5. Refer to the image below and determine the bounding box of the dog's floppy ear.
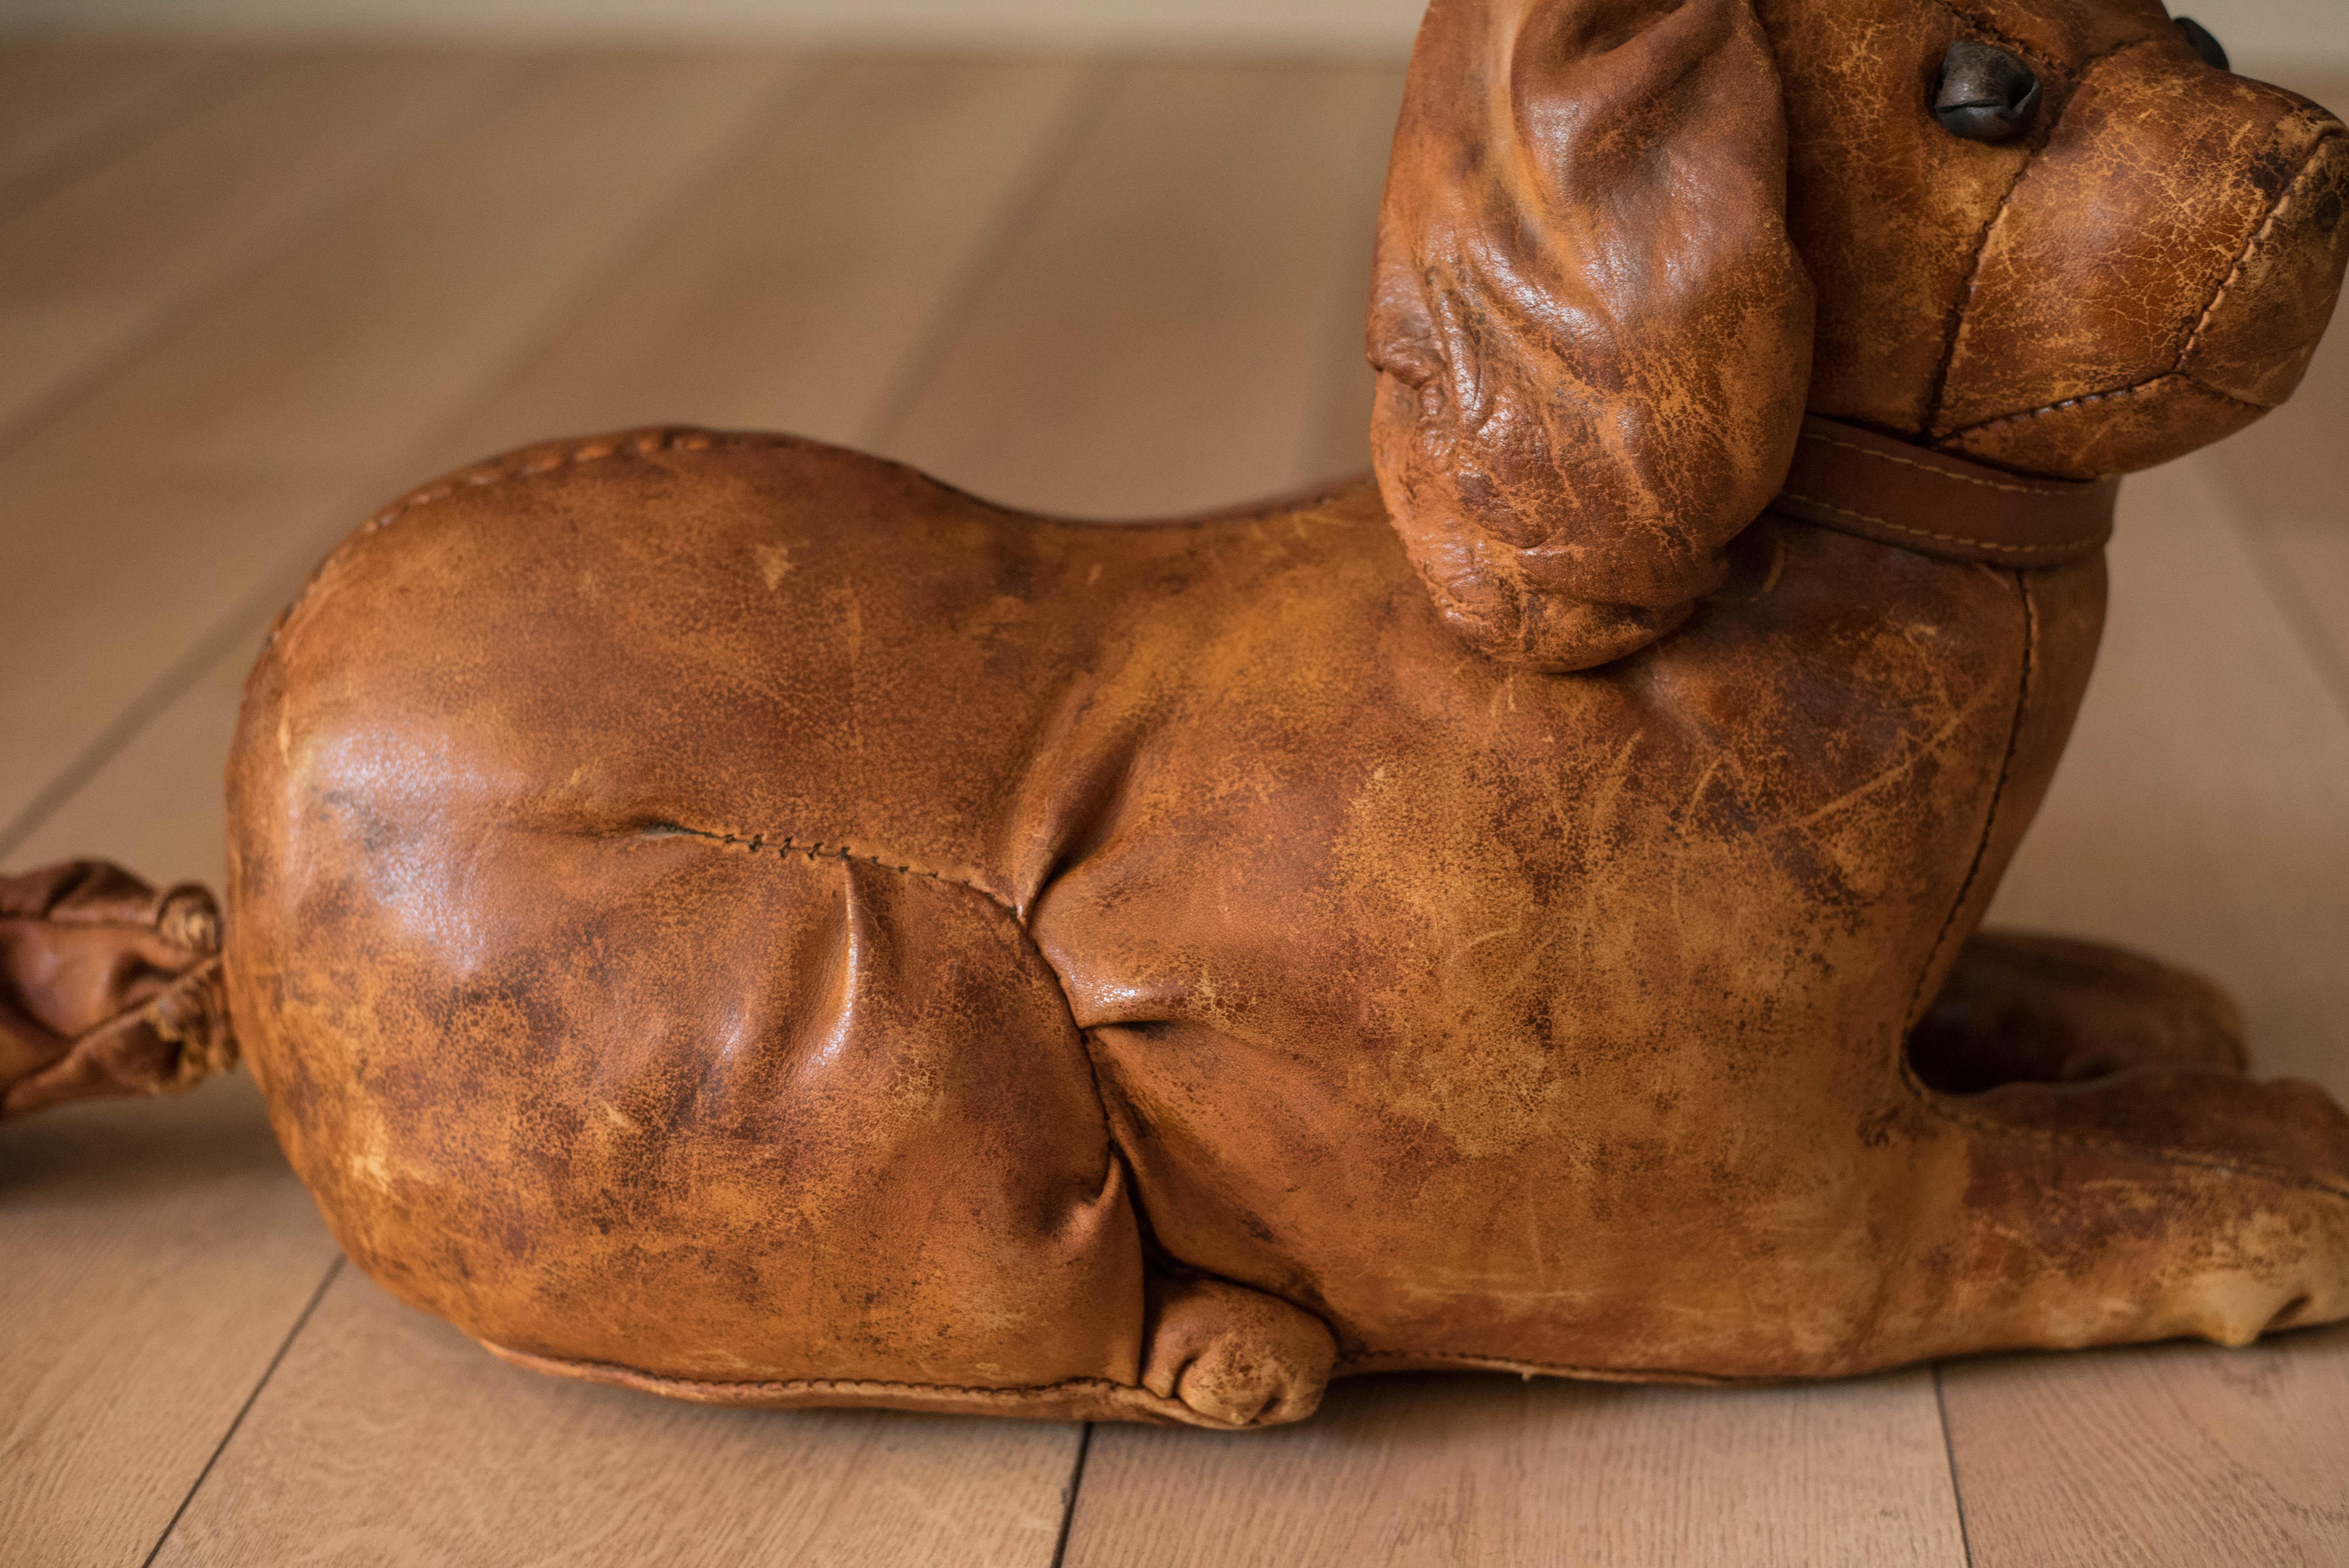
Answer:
[1370,0,1814,671]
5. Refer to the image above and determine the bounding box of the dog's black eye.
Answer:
[2173,16,2230,71]
[1934,41,2042,142]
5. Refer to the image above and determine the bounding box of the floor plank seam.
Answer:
[1050,1421,1096,1568]
[1932,1363,1978,1568]
[137,1253,344,1568]
[0,573,280,863]
[862,61,1125,450]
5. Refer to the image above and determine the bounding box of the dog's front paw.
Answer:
[1140,1272,1336,1427]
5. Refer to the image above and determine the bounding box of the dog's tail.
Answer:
[0,860,235,1120]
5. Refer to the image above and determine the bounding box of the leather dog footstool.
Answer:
[5,0,2345,1430]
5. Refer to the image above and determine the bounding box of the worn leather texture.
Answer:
[1770,415,2117,563]
[16,0,2348,1431]
[1768,0,2349,478]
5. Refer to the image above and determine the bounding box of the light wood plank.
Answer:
[5,623,264,892]
[4,55,1109,1566]
[0,40,242,211]
[7,56,1102,889]
[0,49,519,448]
[884,61,1405,517]
[0,50,807,852]
[1945,454,2349,1565]
[450,54,1109,455]
[150,1268,1082,1567]
[0,1076,337,1568]
[1944,1335,2349,1568]
[1064,1371,1964,1566]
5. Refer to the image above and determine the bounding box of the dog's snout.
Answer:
[2174,17,2230,73]
[1934,42,2042,142]
[2181,128,2349,409]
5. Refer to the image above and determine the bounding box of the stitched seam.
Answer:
[1924,33,2160,433]
[1942,372,2262,438]
[270,429,1372,656]
[365,431,1375,540]
[652,822,1154,1221]
[511,1356,1149,1401]
[364,428,757,533]
[262,430,784,652]
[1775,493,2105,555]
[1927,162,2041,434]
[1801,432,2085,497]
[2179,128,2344,363]
[1337,1346,1745,1383]
[1897,576,2349,1203]
[654,824,1109,1085]
[655,821,1008,911]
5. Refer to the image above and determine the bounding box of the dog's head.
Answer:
[1369,0,2349,669]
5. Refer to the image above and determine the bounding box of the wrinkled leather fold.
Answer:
[0,861,236,1119]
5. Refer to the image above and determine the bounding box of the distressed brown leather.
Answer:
[1367,0,1815,671]
[1768,0,2349,476]
[1771,415,2116,564]
[0,862,233,1119]
[19,0,2349,1431]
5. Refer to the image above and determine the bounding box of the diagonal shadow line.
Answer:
[1933,1363,1980,1568]
[137,1254,344,1568]
[1050,1421,1096,1568]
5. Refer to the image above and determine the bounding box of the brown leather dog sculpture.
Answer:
[5,0,2347,1431]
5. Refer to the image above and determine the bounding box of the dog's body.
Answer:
[9,0,2349,1429]
[216,417,2314,1427]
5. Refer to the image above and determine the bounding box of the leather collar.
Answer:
[1766,415,2117,567]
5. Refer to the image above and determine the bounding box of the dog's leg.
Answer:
[1893,1067,2349,1356]
[1139,1270,1338,1427]
[1909,931,2248,1093]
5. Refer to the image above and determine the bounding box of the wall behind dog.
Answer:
[1,0,2342,71]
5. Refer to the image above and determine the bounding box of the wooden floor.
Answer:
[1,39,2345,1566]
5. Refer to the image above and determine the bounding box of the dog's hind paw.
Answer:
[1140,1272,1337,1428]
